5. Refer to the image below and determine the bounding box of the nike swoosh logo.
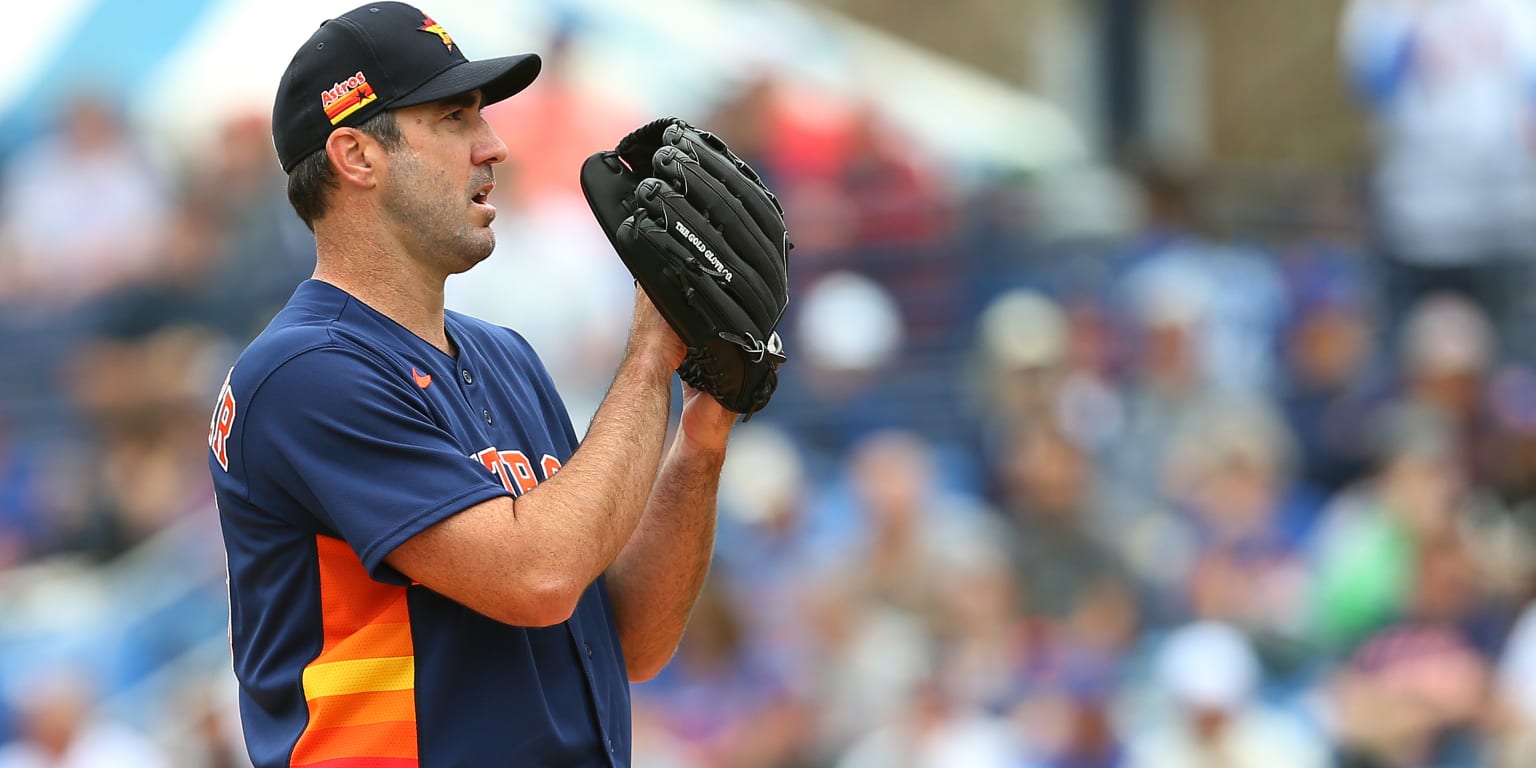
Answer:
[412,367,432,389]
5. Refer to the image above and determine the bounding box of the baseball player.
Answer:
[206,4,751,766]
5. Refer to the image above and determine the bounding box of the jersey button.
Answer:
[461,369,473,384]
[607,738,614,753]
[584,643,593,658]
[482,408,492,425]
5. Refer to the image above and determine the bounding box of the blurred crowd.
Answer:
[5,1,1536,766]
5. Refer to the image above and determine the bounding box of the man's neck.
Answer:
[312,227,455,356]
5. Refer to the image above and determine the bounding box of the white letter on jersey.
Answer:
[209,367,236,471]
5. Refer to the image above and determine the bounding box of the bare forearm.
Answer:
[607,435,726,680]
[510,345,673,592]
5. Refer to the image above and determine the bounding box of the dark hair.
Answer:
[285,110,404,230]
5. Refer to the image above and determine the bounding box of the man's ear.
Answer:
[325,127,380,189]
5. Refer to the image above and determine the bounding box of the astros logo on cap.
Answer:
[320,71,377,125]
[419,16,454,50]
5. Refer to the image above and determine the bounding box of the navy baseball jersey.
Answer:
[208,280,631,767]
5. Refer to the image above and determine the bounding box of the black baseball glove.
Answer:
[580,118,790,417]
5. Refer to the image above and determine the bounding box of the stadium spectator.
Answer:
[0,667,169,768]
[1341,0,1536,362]
[0,92,168,311]
[1123,621,1328,768]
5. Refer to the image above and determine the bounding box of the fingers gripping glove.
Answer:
[580,118,791,417]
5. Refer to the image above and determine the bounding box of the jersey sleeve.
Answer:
[240,345,508,582]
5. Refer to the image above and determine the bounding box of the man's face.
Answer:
[377,90,507,274]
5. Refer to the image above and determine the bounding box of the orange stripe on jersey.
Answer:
[314,540,410,645]
[293,535,418,766]
[291,721,419,765]
[307,689,417,729]
[295,759,418,768]
[321,621,413,660]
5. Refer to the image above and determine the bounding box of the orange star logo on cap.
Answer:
[419,16,454,51]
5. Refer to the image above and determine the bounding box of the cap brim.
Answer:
[393,53,542,110]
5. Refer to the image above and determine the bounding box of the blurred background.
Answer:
[4,0,1536,765]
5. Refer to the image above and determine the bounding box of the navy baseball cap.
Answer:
[272,2,540,172]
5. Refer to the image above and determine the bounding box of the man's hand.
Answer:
[627,288,687,372]
[677,383,736,455]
